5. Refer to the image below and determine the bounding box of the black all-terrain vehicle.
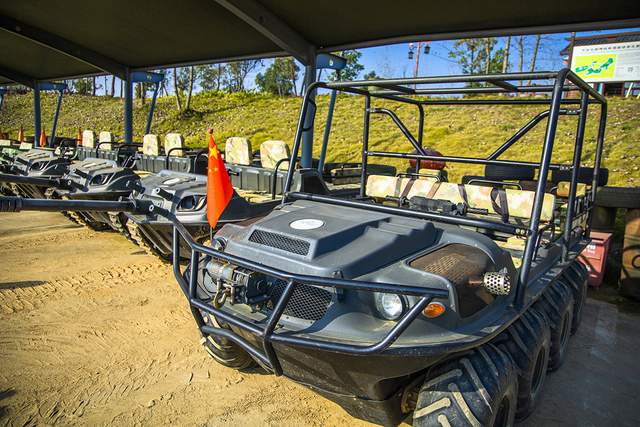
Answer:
[168,70,604,426]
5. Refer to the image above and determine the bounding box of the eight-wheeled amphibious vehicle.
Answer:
[169,70,602,426]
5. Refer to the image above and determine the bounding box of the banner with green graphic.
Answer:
[571,42,640,83]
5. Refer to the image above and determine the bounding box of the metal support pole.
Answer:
[587,103,607,234]
[33,84,41,147]
[562,93,589,261]
[317,89,337,173]
[145,82,160,135]
[516,69,569,306]
[360,96,371,199]
[49,89,63,147]
[301,60,316,168]
[124,70,133,144]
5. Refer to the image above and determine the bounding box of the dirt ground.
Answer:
[1,212,639,426]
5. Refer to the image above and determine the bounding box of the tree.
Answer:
[172,66,197,112]
[363,71,379,80]
[502,36,511,73]
[223,60,261,92]
[328,50,364,81]
[199,64,225,92]
[73,78,98,95]
[448,38,505,86]
[517,36,525,72]
[173,68,182,112]
[255,58,299,96]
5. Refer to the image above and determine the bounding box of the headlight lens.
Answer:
[90,173,112,186]
[178,195,206,211]
[30,161,45,171]
[374,292,405,320]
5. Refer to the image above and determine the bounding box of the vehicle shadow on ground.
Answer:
[0,280,46,290]
[0,389,16,418]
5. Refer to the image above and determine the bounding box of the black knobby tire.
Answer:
[59,195,112,231]
[533,282,574,371]
[413,344,518,427]
[44,188,81,225]
[108,212,137,245]
[200,312,257,370]
[126,220,171,262]
[562,262,588,335]
[493,309,550,420]
[595,186,640,209]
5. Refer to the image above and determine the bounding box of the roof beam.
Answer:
[0,65,35,88]
[0,15,128,80]
[212,0,314,63]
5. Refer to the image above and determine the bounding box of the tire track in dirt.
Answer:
[0,261,164,315]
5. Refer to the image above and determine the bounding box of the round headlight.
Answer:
[178,195,206,211]
[374,293,405,320]
[90,174,111,186]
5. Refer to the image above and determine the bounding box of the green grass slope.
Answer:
[1,91,639,186]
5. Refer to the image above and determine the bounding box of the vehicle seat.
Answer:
[136,134,161,171]
[225,137,252,166]
[98,131,114,151]
[165,133,185,157]
[260,140,290,170]
[366,175,556,223]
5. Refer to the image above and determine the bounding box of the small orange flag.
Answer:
[206,129,233,229]
[17,126,24,143]
[76,128,82,146]
[39,127,47,147]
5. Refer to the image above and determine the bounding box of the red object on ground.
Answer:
[578,231,613,288]
[206,129,233,229]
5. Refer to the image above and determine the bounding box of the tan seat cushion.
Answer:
[225,137,252,166]
[366,175,556,222]
[82,130,96,148]
[0,139,12,147]
[142,134,160,156]
[164,133,185,157]
[19,142,32,150]
[556,181,587,198]
[98,131,114,151]
[260,140,290,170]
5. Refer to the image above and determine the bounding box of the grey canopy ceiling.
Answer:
[1,0,639,86]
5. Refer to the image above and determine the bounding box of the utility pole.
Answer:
[408,41,430,88]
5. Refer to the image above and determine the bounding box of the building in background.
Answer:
[561,31,640,97]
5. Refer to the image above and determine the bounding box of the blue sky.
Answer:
[100,28,638,96]
[276,28,639,90]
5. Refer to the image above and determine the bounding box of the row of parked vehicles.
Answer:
[0,69,606,426]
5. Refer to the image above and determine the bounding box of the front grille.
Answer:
[268,281,332,321]
[249,230,310,256]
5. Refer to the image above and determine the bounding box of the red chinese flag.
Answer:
[206,129,233,229]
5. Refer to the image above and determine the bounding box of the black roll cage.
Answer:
[283,69,607,305]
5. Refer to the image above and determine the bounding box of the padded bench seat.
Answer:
[366,175,556,223]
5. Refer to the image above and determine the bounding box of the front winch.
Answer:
[205,260,271,308]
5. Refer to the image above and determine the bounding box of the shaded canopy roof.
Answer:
[1,0,640,86]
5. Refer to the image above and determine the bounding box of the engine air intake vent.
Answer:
[249,230,310,256]
[268,281,332,321]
